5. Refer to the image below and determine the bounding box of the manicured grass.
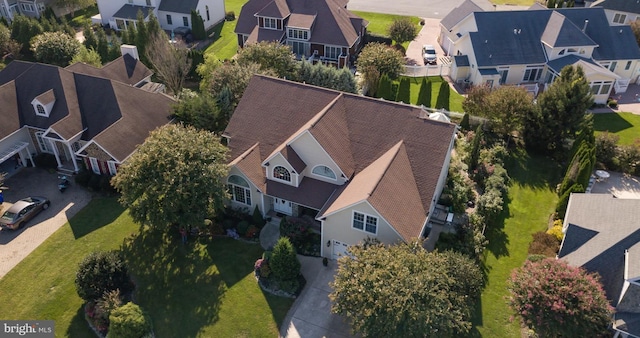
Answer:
[391,76,465,112]
[352,11,422,37]
[204,0,248,61]
[472,149,562,337]
[593,112,640,146]
[0,197,293,337]
[491,0,535,5]
[68,5,99,27]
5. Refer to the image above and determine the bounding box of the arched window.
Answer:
[227,175,251,205]
[312,165,336,179]
[273,166,291,182]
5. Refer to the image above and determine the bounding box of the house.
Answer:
[440,1,640,103]
[96,0,225,32]
[0,45,174,176]
[0,0,87,21]
[558,193,640,338]
[591,0,640,25]
[223,75,457,259]
[234,0,368,67]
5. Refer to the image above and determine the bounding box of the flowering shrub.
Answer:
[508,258,613,337]
[246,225,259,238]
[546,221,564,242]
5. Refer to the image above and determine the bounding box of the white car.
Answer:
[423,45,437,65]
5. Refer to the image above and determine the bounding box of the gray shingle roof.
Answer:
[158,0,199,14]
[594,0,640,15]
[113,4,154,20]
[469,7,640,67]
[559,194,640,306]
[440,0,483,31]
[546,54,599,73]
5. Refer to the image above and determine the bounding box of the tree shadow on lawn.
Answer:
[593,112,634,134]
[483,193,512,260]
[68,198,125,239]
[506,149,563,191]
[261,289,295,329]
[119,228,228,337]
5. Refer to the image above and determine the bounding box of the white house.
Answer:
[96,0,225,32]
[441,1,640,104]
[223,75,457,259]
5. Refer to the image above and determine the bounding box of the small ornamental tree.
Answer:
[388,18,417,47]
[107,303,153,338]
[508,258,613,337]
[356,42,404,80]
[75,251,133,302]
[269,237,300,282]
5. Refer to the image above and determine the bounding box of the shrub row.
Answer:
[596,132,640,176]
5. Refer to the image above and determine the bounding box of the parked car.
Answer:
[0,196,50,230]
[172,27,193,43]
[423,44,437,65]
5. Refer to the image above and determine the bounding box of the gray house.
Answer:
[559,193,640,338]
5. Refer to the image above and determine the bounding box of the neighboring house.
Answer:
[0,45,174,176]
[440,1,640,103]
[223,75,457,259]
[558,193,640,338]
[591,0,640,25]
[234,0,368,67]
[0,0,83,21]
[96,0,224,32]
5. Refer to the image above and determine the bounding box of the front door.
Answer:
[274,198,292,215]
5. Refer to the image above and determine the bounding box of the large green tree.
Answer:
[508,258,613,337]
[356,42,404,80]
[171,92,224,132]
[236,41,298,79]
[30,31,81,66]
[463,85,534,138]
[330,240,483,337]
[388,18,417,47]
[71,46,102,67]
[523,65,593,153]
[112,124,229,230]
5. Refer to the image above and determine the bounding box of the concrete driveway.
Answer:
[280,256,353,338]
[0,167,91,278]
[406,18,445,66]
[347,0,527,19]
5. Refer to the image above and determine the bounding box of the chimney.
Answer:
[120,44,139,60]
[582,20,589,33]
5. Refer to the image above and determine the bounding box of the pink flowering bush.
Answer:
[508,258,613,337]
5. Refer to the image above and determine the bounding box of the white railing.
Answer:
[614,78,630,93]
[518,83,539,97]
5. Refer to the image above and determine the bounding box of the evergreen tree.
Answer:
[547,0,557,8]
[96,28,109,62]
[435,81,450,110]
[396,77,410,103]
[377,74,392,100]
[270,237,300,282]
[417,78,432,107]
[135,10,148,63]
[82,22,97,50]
[460,113,471,131]
[191,10,206,40]
[468,124,483,171]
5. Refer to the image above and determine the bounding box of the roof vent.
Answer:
[582,19,589,33]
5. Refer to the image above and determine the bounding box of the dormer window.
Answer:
[273,166,291,182]
[31,89,55,118]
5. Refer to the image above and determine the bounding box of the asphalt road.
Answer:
[347,0,527,19]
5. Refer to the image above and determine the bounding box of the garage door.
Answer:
[332,240,349,260]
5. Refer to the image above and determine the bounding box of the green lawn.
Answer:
[472,149,562,337]
[352,11,421,40]
[204,0,248,61]
[68,5,99,28]
[391,76,465,112]
[593,112,640,146]
[0,197,292,337]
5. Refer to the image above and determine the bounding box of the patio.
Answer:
[590,171,640,199]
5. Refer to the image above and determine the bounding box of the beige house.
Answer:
[223,75,457,259]
[441,1,640,103]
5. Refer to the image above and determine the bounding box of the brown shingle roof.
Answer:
[0,81,19,138]
[288,13,315,29]
[266,177,337,209]
[35,89,55,105]
[246,26,286,44]
[282,145,306,173]
[231,143,267,192]
[225,75,456,240]
[235,0,366,48]
[66,54,152,86]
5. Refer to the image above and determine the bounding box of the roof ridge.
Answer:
[365,140,404,197]
[230,142,260,165]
